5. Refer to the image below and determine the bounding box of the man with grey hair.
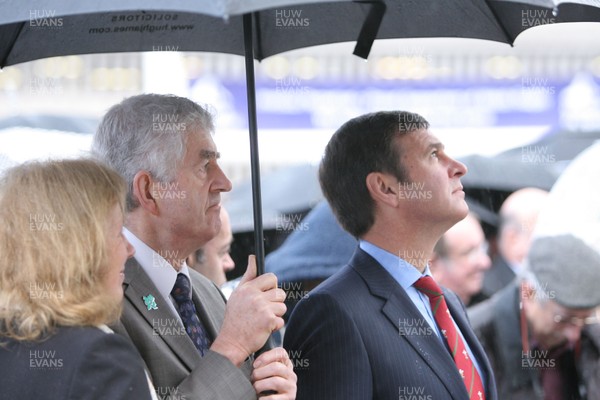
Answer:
[93,94,296,399]
[469,234,600,399]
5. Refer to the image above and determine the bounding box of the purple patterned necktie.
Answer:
[171,273,211,356]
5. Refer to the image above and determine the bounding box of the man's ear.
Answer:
[132,170,159,215]
[365,172,399,208]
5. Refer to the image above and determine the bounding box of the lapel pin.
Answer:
[143,294,158,311]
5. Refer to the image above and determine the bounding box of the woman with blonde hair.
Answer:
[0,158,153,399]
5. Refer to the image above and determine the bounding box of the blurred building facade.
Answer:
[1,25,600,182]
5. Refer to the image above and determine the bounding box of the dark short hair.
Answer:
[319,111,429,237]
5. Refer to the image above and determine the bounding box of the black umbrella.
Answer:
[460,154,558,191]
[497,129,600,164]
[0,0,558,273]
[556,0,600,22]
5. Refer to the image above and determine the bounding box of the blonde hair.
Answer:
[0,158,126,341]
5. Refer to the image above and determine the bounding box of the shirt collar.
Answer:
[123,228,192,300]
[359,239,433,290]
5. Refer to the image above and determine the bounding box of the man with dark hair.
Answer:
[284,111,497,400]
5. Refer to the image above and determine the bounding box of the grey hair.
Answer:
[92,94,214,211]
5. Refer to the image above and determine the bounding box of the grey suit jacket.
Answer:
[284,248,498,400]
[113,258,255,400]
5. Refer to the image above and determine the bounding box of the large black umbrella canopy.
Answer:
[0,0,557,274]
[0,0,556,66]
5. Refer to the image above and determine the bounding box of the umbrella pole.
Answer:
[243,15,277,374]
[243,13,265,276]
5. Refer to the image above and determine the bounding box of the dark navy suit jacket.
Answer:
[284,248,497,400]
[0,326,152,400]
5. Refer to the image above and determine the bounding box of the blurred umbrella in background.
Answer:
[265,201,356,283]
[0,114,97,174]
[556,0,600,22]
[225,164,323,233]
[534,139,600,254]
[0,114,98,133]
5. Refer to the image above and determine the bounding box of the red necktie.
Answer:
[414,276,486,400]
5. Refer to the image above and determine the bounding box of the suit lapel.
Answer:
[350,249,469,400]
[123,258,200,371]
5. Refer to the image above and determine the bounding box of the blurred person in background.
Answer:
[187,207,235,289]
[93,93,295,399]
[476,188,549,303]
[0,159,153,400]
[430,212,492,306]
[469,234,600,400]
[265,201,358,322]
